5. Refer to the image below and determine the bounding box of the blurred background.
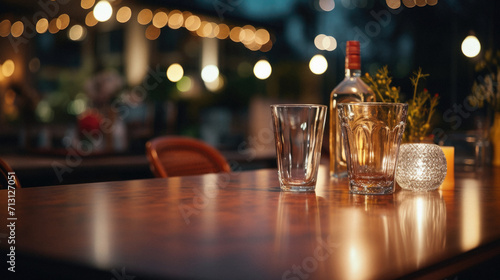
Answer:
[0,0,498,186]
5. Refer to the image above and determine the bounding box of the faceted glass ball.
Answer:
[396,143,447,191]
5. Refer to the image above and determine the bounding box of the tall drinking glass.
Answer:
[271,104,327,191]
[338,102,408,195]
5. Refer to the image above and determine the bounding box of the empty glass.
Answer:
[338,102,408,195]
[271,104,327,191]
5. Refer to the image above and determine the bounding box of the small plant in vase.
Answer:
[363,66,440,143]
[364,67,445,191]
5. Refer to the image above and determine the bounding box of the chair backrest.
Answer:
[0,158,21,189]
[145,136,231,178]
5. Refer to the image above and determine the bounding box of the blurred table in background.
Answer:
[1,151,276,187]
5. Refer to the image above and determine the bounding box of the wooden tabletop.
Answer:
[1,165,500,279]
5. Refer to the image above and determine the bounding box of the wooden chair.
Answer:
[145,136,231,178]
[0,158,21,189]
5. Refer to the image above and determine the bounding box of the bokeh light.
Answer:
[36,18,49,34]
[116,6,132,23]
[11,21,24,37]
[201,65,219,83]
[85,11,98,27]
[0,20,11,37]
[319,0,335,11]
[386,0,401,9]
[168,10,184,29]
[68,25,87,41]
[81,0,95,9]
[185,15,201,31]
[145,25,161,40]
[58,14,70,30]
[462,35,481,58]
[93,1,113,22]
[253,60,272,80]
[152,11,168,28]
[166,63,184,82]
[2,59,15,77]
[138,9,153,25]
[177,76,192,92]
[309,54,328,75]
[48,18,59,34]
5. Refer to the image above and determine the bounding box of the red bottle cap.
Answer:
[345,41,361,70]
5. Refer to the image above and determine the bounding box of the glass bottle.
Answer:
[329,41,375,178]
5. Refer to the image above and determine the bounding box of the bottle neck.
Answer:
[345,68,361,77]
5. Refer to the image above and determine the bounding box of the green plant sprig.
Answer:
[364,66,439,142]
[362,66,400,103]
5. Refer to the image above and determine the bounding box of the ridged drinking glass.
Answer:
[338,102,408,195]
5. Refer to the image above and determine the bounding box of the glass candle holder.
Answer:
[396,143,447,191]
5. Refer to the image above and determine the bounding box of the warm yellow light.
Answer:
[402,0,416,8]
[137,9,153,25]
[185,15,201,31]
[68,25,86,41]
[230,27,242,42]
[85,11,98,27]
[36,18,49,34]
[11,21,24,37]
[196,21,208,37]
[462,35,481,58]
[427,0,438,6]
[201,65,219,83]
[2,60,15,77]
[253,60,272,80]
[319,0,335,11]
[58,14,70,30]
[93,1,113,22]
[152,11,168,28]
[415,0,426,7]
[254,29,270,45]
[0,20,11,37]
[386,0,401,9]
[145,25,161,40]
[48,18,59,34]
[81,0,95,9]
[217,24,230,39]
[116,6,132,23]
[202,22,214,37]
[168,11,183,29]
[245,42,261,51]
[309,54,328,75]
[240,25,255,44]
[166,63,184,82]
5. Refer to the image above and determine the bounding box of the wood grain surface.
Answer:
[1,165,500,279]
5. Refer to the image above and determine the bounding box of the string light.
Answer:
[36,18,49,34]
[93,1,113,22]
[116,6,132,23]
[0,2,274,54]
[137,9,153,25]
[0,20,11,37]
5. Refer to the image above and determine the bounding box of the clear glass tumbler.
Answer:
[271,104,327,191]
[338,102,408,195]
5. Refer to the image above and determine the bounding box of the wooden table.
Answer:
[1,165,500,279]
